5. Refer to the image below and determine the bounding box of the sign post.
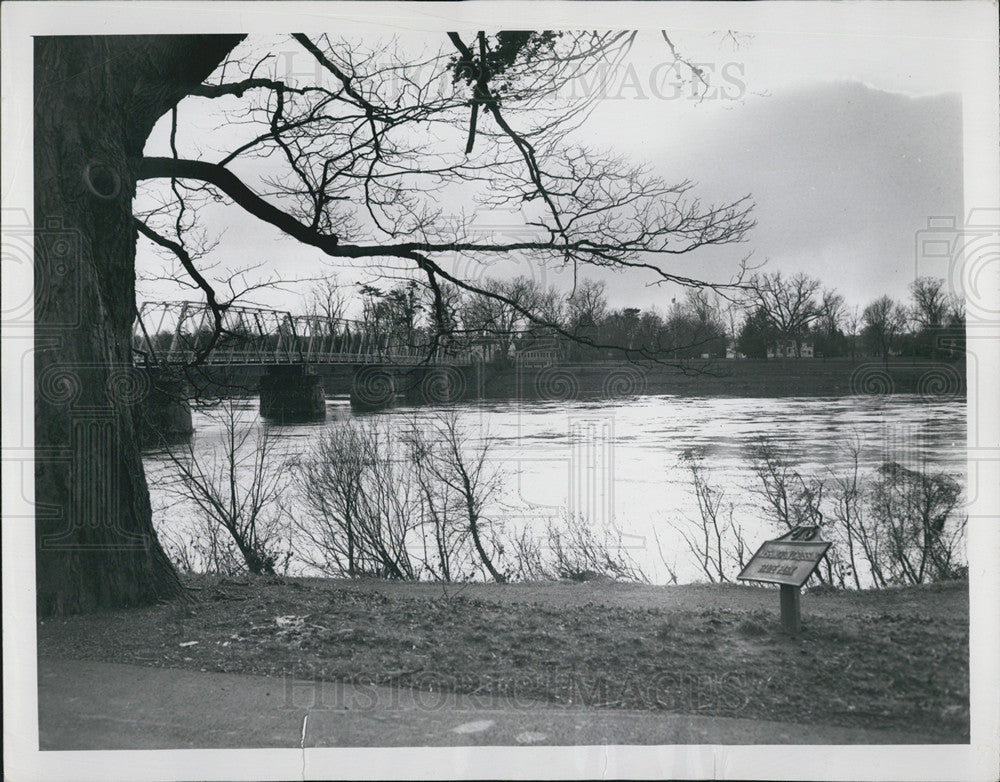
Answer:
[779,584,801,634]
[737,526,830,634]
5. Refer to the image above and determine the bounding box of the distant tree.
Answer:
[566,278,608,360]
[742,272,825,356]
[942,293,966,356]
[668,288,728,357]
[567,279,609,329]
[811,290,847,358]
[359,280,424,350]
[421,279,465,352]
[603,307,644,353]
[844,305,864,361]
[305,276,348,335]
[908,276,951,358]
[737,306,777,359]
[909,277,949,329]
[528,285,569,343]
[461,276,542,360]
[862,295,909,362]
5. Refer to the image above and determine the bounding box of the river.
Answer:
[143,394,967,583]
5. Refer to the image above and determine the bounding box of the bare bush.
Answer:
[405,412,507,583]
[746,438,834,584]
[828,435,868,589]
[295,413,507,582]
[507,514,649,583]
[747,438,826,530]
[740,436,967,589]
[865,462,966,585]
[155,402,291,575]
[157,517,244,576]
[669,448,749,583]
[294,420,420,579]
[668,435,966,590]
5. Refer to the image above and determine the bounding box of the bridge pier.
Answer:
[137,372,193,447]
[260,365,326,422]
[350,366,397,411]
[350,364,479,410]
[402,365,474,405]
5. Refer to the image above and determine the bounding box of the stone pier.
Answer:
[137,372,193,446]
[349,366,397,411]
[401,365,474,405]
[259,365,326,422]
[351,364,478,410]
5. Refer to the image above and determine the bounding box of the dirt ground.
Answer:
[37,576,969,743]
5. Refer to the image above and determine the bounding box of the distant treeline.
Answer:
[301,271,966,363]
[139,273,966,365]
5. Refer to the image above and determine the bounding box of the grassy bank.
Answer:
[37,576,969,742]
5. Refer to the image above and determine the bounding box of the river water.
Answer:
[144,394,966,583]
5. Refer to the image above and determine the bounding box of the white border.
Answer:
[3,3,998,781]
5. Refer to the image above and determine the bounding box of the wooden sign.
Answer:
[737,526,830,588]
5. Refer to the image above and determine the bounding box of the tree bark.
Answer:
[34,35,243,615]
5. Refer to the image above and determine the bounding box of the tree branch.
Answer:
[133,217,226,365]
[138,156,339,250]
[188,78,305,99]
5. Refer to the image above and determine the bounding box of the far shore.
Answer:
[166,356,967,403]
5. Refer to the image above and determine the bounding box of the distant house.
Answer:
[767,339,814,359]
[725,343,745,360]
[516,348,562,366]
[515,339,566,366]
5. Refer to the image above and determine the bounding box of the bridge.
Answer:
[133,300,477,368]
[131,300,499,435]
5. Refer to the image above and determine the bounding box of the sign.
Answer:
[737,526,830,588]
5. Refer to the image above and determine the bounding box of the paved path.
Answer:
[37,657,938,749]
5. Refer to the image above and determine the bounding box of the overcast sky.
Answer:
[135,20,967,318]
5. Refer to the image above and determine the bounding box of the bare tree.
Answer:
[460,276,542,360]
[136,32,754,366]
[908,276,951,358]
[862,295,909,362]
[742,272,825,356]
[305,276,348,330]
[567,278,608,328]
[36,31,755,612]
[844,305,863,361]
[909,277,949,329]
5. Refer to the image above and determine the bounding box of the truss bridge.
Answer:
[133,300,474,368]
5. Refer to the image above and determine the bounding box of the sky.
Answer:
[134,18,968,319]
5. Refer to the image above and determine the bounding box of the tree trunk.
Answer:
[34,35,243,615]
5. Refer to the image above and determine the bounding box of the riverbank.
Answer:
[37,576,969,742]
